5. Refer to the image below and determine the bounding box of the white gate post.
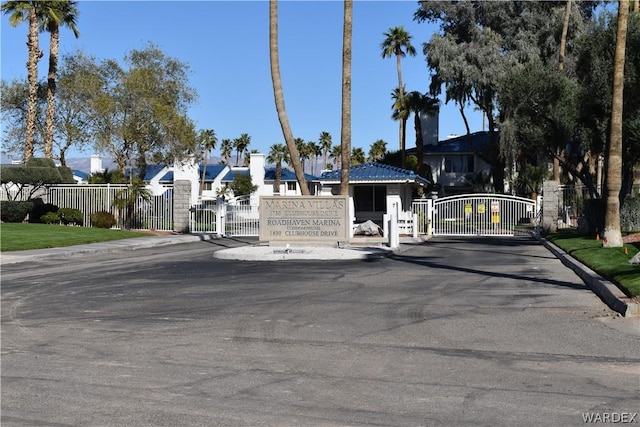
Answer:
[216,200,226,237]
[389,207,399,249]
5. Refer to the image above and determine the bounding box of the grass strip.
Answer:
[0,223,151,252]
[546,230,640,298]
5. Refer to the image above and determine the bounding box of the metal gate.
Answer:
[190,199,259,237]
[431,194,538,236]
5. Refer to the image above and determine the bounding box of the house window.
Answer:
[287,182,296,191]
[354,185,386,212]
[444,155,474,173]
[203,182,213,191]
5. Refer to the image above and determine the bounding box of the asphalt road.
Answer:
[2,236,639,427]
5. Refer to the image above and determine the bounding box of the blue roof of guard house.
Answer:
[319,162,430,185]
[407,131,492,154]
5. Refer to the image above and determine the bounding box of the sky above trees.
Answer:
[1,1,484,160]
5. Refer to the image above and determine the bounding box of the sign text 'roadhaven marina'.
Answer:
[259,196,350,243]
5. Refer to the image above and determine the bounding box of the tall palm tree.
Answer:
[381,26,416,166]
[269,0,309,195]
[219,138,233,165]
[603,0,629,248]
[234,133,250,166]
[406,91,439,177]
[267,143,287,194]
[41,0,79,159]
[319,131,332,170]
[368,139,387,162]
[197,129,217,199]
[2,0,42,163]
[390,85,410,167]
[340,0,353,196]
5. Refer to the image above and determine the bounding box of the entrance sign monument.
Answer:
[259,196,350,244]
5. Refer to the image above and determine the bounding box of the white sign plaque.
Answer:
[259,196,350,242]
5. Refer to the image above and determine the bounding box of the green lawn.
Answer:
[546,230,640,298]
[0,223,151,252]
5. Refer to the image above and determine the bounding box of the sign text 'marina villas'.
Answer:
[259,196,349,242]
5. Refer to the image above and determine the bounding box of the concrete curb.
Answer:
[538,235,639,317]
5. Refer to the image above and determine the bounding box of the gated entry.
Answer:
[189,199,260,237]
[431,194,537,236]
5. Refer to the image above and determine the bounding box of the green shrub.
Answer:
[90,211,116,229]
[0,201,34,222]
[30,200,59,224]
[58,208,84,226]
[621,198,640,232]
[41,212,61,224]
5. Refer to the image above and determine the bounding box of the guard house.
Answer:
[318,162,431,227]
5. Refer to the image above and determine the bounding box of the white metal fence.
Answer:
[189,199,260,237]
[431,193,538,236]
[1,184,174,231]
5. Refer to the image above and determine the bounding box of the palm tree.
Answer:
[381,26,416,166]
[340,0,353,196]
[41,0,79,159]
[351,147,365,165]
[307,140,320,175]
[319,131,332,170]
[406,91,439,177]
[111,177,152,230]
[2,0,42,163]
[267,143,287,194]
[603,0,629,248]
[219,138,233,165]
[197,129,217,199]
[368,139,387,162]
[234,133,250,166]
[390,85,410,167]
[294,137,308,172]
[269,0,309,195]
[330,144,342,170]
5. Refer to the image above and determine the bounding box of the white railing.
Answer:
[189,199,260,237]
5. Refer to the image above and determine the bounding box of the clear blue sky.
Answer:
[1,0,483,161]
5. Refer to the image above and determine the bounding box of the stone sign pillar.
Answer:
[173,180,192,233]
[542,180,559,234]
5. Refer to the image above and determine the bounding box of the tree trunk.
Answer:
[553,0,572,182]
[603,0,628,248]
[45,26,60,159]
[24,5,40,163]
[274,161,281,194]
[340,0,353,196]
[269,0,309,195]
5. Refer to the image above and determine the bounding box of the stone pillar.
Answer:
[542,180,559,234]
[174,180,192,233]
